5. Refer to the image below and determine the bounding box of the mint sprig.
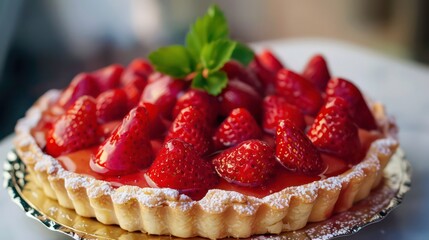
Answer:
[149,46,195,78]
[148,4,254,96]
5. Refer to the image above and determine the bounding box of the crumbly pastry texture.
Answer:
[15,90,398,239]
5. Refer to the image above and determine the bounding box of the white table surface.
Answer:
[1,38,428,240]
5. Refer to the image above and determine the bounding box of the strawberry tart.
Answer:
[14,5,398,239]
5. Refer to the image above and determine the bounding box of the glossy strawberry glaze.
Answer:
[32,106,381,199]
[32,129,380,199]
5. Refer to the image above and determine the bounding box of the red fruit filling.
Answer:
[32,54,383,200]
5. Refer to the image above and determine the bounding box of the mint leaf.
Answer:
[149,45,195,78]
[205,71,228,95]
[201,39,236,71]
[206,5,228,43]
[186,4,228,59]
[191,72,206,89]
[232,42,255,66]
[192,71,228,96]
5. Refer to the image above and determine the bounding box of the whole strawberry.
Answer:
[213,140,275,187]
[302,54,331,91]
[212,108,261,149]
[218,80,262,118]
[122,77,147,110]
[46,96,100,157]
[121,58,153,85]
[91,106,154,175]
[222,60,263,94]
[173,89,219,124]
[308,97,361,163]
[275,120,325,176]
[165,106,211,156]
[140,73,188,119]
[145,139,219,193]
[262,95,306,134]
[92,64,124,92]
[96,88,129,123]
[139,102,167,139]
[57,73,99,109]
[249,49,284,95]
[326,77,377,130]
[275,69,323,116]
[257,49,284,73]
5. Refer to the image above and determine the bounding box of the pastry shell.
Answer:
[14,90,398,239]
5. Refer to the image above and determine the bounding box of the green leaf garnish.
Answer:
[186,5,228,59]
[148,45,195,78]
[232,42,255,66]
[201,39,236,71]
[192,71,228,96]
[149,4,254,95]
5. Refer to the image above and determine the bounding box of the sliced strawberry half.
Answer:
[307,97,361,163]
[96,88,129,123]
[91,106,154,175]
[139,102,166,139]
[140,73,188,119]
[46,96,100,157]
[262,95,306,134]
[213,108,262,149]
[121,58,153,85]
[57,73,99,109]
[165,106,211,156]
[222,60,263,94]
[213,140,275,187]
[173,89,219,124]
[275,69,324,116]
[145,139,219,196]
[326,77,377,130]
[122,77,147,110]
[275,120,326,176]
[249,49,284,95]
[218,80,262,118]
[92,64,124,92]
[258,49,284,73]
[302,54,331,91]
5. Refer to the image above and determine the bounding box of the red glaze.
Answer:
[55,146,351,199]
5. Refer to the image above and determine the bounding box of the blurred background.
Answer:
[0,0,428,139]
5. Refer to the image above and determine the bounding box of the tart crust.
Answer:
[14,90,398,239]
